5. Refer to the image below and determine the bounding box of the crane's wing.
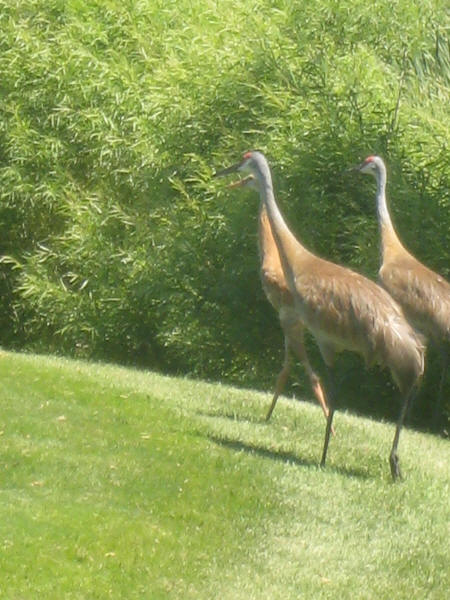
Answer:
[380,257,450,342]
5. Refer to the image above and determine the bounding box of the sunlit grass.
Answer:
[0,350,448,598]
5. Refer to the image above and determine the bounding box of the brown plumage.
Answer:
[215,151,424,480]
[356,155,449,425]
[228,174,330,423]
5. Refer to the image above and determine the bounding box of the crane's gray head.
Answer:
[213,150,268,181]
[355,155,385,177]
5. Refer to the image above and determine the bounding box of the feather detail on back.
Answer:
[380,254,450,344]
[290,255,424,394]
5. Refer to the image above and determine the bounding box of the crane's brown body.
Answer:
[215,151,424,480]
[357,155,449,425]
[380,246,450,345]
[360,156,450,344]
[230,176,329,422]
[276,239,424,396]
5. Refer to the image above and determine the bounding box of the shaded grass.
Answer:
[0,350,448,598]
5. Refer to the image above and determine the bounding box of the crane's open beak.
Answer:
[347,160,368,173]
[227,175,254,189]
[213,160,243,179]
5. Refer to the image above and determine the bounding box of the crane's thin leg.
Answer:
[266,331,333,430]
[287,331,333,432]
[432,346,447,431]
[313,375,334,436]
[310,373,330,421]
[266,337,291,421]
[389,387,417,481]
[320,365,337,467]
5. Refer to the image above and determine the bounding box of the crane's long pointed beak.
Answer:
[347,160,368,173]
[213,161,242,178]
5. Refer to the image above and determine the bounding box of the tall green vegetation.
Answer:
[0,0,449,424]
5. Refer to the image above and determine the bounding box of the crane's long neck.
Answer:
[258,201,286,281]
[255,161,312,285]
[375,164,404,260]
[258,201,274,262]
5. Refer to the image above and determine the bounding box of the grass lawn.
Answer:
[0,350,448,598]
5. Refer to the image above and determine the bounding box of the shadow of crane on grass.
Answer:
[206,434,371,480]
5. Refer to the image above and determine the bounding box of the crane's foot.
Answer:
[389,451,403,481]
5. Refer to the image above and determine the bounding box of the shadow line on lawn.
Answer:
[206,433,372,480]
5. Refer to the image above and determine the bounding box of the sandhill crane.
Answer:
[226,174,330,423]
[355,155,450,427]
[215,151,424,480]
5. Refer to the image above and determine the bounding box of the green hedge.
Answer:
[1,0,448,426]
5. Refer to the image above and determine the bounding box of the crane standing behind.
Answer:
[355,156,450,428]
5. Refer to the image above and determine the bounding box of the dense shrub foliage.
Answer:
[0,0,448,426]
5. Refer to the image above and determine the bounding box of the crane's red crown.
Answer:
[365,155,376,164]
[243,151,253,160]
